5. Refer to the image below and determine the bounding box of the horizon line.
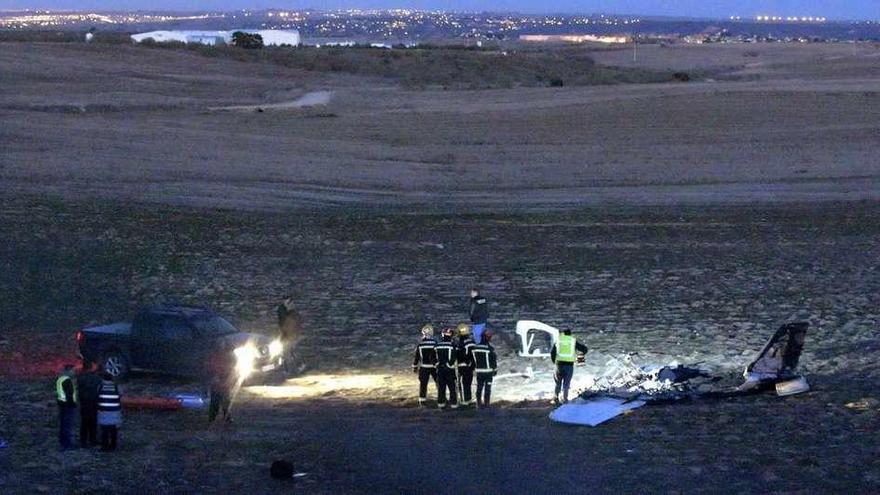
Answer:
[0,8,876,23]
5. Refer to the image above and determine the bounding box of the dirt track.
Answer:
[2,42,880,210]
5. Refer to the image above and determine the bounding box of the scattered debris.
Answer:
[553,323,812,426]
[844,398,880,411]
[550,397,646,426]
[775,376,810,397]
[173,394,207,409]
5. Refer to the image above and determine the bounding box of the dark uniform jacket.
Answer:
[471,343,497,374]
[435,338,457,369]
[77,371,102,414]
[276,305,303,343]
[456,337,475,369]
[413,338,438,369]
[469,296,489,324]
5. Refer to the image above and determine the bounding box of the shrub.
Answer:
[232,31,263,49]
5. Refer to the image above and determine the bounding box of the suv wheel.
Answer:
[102,352,130,380]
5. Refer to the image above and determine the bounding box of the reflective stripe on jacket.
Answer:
[97,380,121,412]
[414,338,437,368]
[56,375,78,404]
[472,343,497,373]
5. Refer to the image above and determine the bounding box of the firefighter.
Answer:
[435,327,459,410]
[472,330,498,408]
[412,324,438,407]
[468,288,489,345]
[551,329,589,404]
[456,323,476,406]
[55,364,78,450]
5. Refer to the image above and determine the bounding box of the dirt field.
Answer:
[2,42,880,211]
[1,41,879,493]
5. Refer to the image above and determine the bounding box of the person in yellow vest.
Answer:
[550,329,588,405]
[56,364,78,450]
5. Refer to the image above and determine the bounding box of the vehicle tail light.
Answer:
[75,330,84,343]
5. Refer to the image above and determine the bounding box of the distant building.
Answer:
[130,29,300,47]
[519,34,630,44]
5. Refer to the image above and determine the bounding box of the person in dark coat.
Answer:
[468,288,489,345]
[76,361,102,447]
[412,324,438,407]
[55,364,78,451]
[472,331,498,408]
[277,297,305,374]
[207,343,236,423]
[277,297,303,344]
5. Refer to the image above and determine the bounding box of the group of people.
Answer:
[55,362,122,452]
[413,288,590,406]
[413,323,498,409]
[411,288,498,409]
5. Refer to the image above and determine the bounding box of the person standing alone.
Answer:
[77,361,101,448]
[277,297,305,375]
[97,371,122,451]
[551,329,589,404]
[468,288,489,345]
[55,364,78,451]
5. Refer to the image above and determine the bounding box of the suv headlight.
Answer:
[234,343,258,379]
[268,339,284,358]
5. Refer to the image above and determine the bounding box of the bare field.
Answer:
[2,41,880,494]
[1,197,879,493]
[2,42,879,210]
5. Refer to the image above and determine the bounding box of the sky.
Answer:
[1,1,878,21]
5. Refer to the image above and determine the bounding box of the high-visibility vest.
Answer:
[56,375,78,404]
[556,335,576,363]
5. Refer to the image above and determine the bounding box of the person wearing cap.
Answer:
[455,323,476,406]
[56,364,78,450]
[412,324,438,407]
[551,329,589,404]
[435,327,459,409]
[472,330,498,408]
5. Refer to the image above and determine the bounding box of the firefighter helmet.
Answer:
[457,323,471,336]
[421,324,434,338]
[441,326,455,337]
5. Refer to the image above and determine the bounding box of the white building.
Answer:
[130,29,300,47]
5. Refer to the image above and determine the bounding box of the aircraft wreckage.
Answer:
[514,321,811,426]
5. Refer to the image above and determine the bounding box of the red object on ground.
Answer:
[121,396,182,411]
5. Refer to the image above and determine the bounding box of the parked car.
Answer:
[76,305,285,381]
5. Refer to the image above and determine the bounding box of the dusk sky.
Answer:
[2,1,879,21]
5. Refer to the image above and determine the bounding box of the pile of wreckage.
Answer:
[515,321,811,426]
